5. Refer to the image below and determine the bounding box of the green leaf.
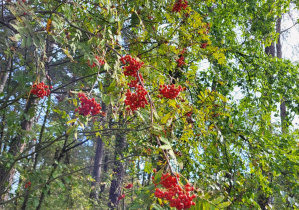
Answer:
[21,37,26,48]
[154,169,163,183]
[129,203,144,209]
[161,112,172,124]
[151,203,164,210]
[160,144,171,150]
[212,195,225,205]
[67,119,77,125]
[107,80,116,93]
[217,201,231,209]
[32,198,39,207]
[33,35,40,47]
[10,34,22,42]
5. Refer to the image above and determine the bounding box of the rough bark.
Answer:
[100,153,109,196]
[90,136,104,200]
[276,18,282,59]
[90,98,108,201]
[276,17,287,132]
[108,113,126,209]
[0,57,12,93]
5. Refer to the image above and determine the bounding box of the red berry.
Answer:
[75,93,104,116]
[120,55,144,77]
[159,84,183,99]
[120,55,149,112]
[153,172,196,209]
[124,183,133,189]
[201,43,208,49]
[118,194,125,200]
[30,82,51,98]
[172,0,188,13]
[87,55,105,68]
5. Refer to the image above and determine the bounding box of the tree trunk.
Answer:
[90,136,104,200]
[108,113,126,209]
[100,153,109,196]
[276,17,287,132]
[0,57,12,93]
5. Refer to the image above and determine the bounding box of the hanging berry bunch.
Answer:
[120,55,148,112]
[118,194,125,200]
[87,55,105,68]
[125,85,148,112]
[172,0,188,13]
[176,48,187,67]
[75,93,104,116]
[152,172,196,210]
[120,55,144,77]
[176,56,186,67]
[24,181,31,189]
[127,74,144,88]
[204,23,210,35]
[159,84,183,99]
[30,82,52,99]
[200,43,208,49]
[124,183,133,189]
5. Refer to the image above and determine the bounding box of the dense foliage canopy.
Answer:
[0,0,299,209]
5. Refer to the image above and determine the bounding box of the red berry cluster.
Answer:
[30,82,53,99]
[120,55,148,112]
[124,183,133,189]
[176,56,186,67]
[200,43,208,49]
[204,23,210,35]
[152,172,196,210]
[87,56,105,68]
[118,194,125,200]
[120,55,144,77]
[24,181,31,189]
[172,0,188,13]
[159,84,183,99]
[75,93,103,116]
[176,48,187,67]
[185,111,192,117]
[128,74,144,88]
[125,85,148,112]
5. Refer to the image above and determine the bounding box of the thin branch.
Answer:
[281,22,298,33]
[52,71,106,92]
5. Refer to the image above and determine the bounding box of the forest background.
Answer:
[0,0,299,209]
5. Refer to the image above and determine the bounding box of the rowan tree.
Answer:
[0,0,298,210]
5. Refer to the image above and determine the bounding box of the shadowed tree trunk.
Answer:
[90,136,104,200]
[276,17,287,132]
[0,57,12,93]
[100,152,109,196]
[108,112,126,209]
